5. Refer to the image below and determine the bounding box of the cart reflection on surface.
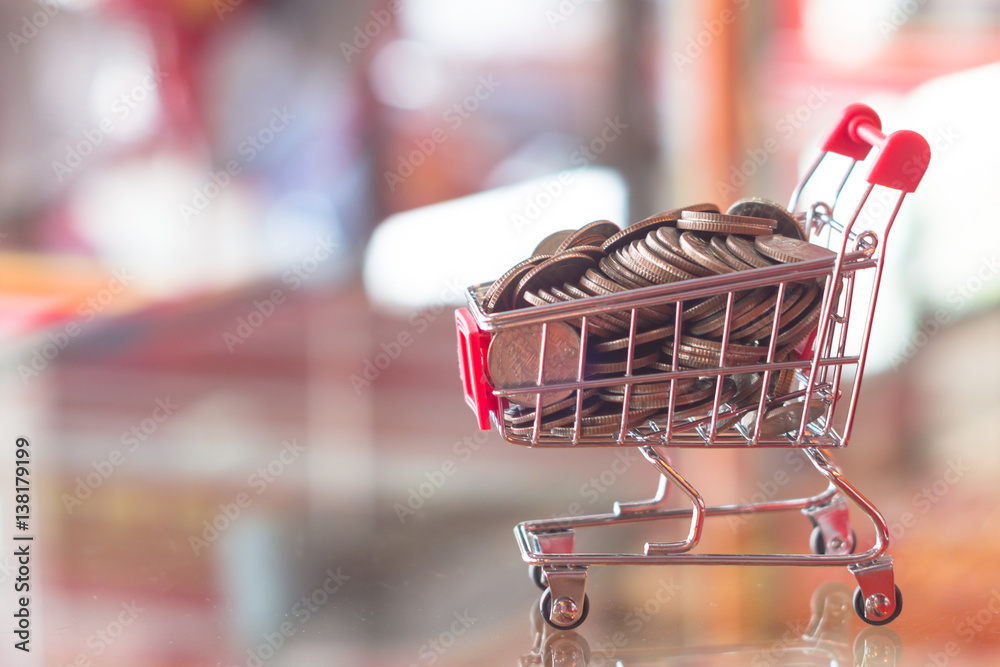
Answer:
[520,582,902,667]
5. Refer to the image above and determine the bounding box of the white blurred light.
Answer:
[363,167,628,312]
[71,153,263,297]
[368,40,443,110]
[402,0,607,60]
[87,28,161,143]
[802,0,896,69]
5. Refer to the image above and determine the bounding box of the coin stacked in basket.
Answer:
[483,199,835,437]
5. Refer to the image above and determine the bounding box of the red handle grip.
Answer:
[456,308,497,431]
[820,103,931,193]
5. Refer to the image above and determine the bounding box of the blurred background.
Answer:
[1,0,999,665]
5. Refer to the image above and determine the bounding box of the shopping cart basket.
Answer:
[455,104,930,629]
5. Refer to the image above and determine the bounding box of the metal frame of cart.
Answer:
[456,103,930,629]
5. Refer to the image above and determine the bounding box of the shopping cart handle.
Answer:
[456,307,498,431]
[821,103,931,193]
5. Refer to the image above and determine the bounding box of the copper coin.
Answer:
[485,254,552,313]
[643,233,711,278]
[486,321,581,408]
[670,293,730,324]
[563,245,606,262]
[730,372,765,404]
[590,324,677,353]
[513,252,598,309]
[679,335,765,359]
[727,198,806,241]
[522,288,598,337]
[579,268,627,296]
[652,227,716,277]
[532,230,575,257]
[600,374,699,396]
[521,290,551,308]
[740,400,825,438]
[600,203,719,255]
[677,219,777,236]
[577,271,664,329]
[679,232,736,275]
[585,343,661,375]
[754,235,836,264]
[506,396,603,434]
[677,211,778,236]
[681,209,776,227]
[686,288,773,337]
[729,283,812,342]
[600,254,653,290]
[637,378,737,412]
[554,220,621,253]
[505,388,600,425]
[709,235,754,271]
[548,284,622,338]
[630,239,697,283]
[725,234,773,269]
[549,405,661,437]
[560,281,630,334]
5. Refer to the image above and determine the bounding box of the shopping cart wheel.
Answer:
[528,565,548,591]
[809,526,857,555]
[853,585,902,626]
[539,587,590,630]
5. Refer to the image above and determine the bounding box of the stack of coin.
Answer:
[483,199,835,438]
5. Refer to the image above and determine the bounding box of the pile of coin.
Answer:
[483,199,835,438]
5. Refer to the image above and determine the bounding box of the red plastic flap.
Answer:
[821,103,882,161]
[455,308,497,431]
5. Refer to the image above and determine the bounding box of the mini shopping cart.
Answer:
[455,104,930,629]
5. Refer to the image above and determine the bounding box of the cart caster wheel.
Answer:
[853,585,902,626]
[540,587,590,630]
[810,526,857,555]
[528,565,548,591]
